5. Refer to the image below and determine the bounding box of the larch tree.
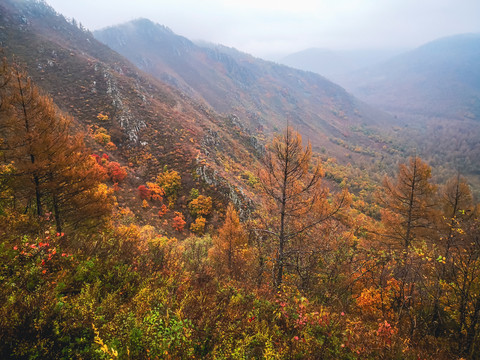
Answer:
[208,203,252,280]
[258,127,349,289]
[436,175,480,351]
[0,61,112,231]
[380,156,437,319]
[441,174,474,257]
[428,175,476,338]
[381,156,437,253]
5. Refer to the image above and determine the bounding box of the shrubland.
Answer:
[1,60,480,360]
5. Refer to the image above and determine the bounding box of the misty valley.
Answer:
[1,0,479,359]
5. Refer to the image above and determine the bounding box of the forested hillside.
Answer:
[338,34,480,186]
[1,1,479,359]
[93,19,480,195]
[93,18,396,164]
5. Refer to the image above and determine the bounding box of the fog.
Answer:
[45,0,480,59]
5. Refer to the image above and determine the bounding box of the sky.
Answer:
[45,0,480,59]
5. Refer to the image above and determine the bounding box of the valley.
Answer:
[0,1,479,359]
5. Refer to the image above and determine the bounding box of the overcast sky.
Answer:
[45,0,480,59]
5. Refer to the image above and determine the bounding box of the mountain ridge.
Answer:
[0,0,268,227]
[279,47,403,82]
[338,33,480,121]
[93,18,395,162]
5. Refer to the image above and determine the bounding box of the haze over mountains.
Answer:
[93,18,480,184]
[275,32,480,187]
[275,33,480,124]
[93,18,392,159]
[278,48,403,83]
[1,0,479,189]
[279,34,480,122]
[339,33,480,121]
[2,2,480,358]
[0,0,403,221]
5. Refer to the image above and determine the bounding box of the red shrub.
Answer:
[172,212,186,232]
[138,185,151,200]
[107,161,127,183]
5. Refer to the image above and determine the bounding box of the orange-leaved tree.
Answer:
[380,156,437,321]
[189,195,212,218]
[381,155,437,253]
[258,127,349,289]
[209,203,252,280]
[434,175,480,351]
[0,60,112,232]
[172,211,186,232]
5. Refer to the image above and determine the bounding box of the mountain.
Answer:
[2,4,480,359]
[331,34,480,186]
[278,48,402,83]
[0,0,268,225]
[0,0,405,226]
[93,19,394,160]
[339,34,480,121]
[3,0,478,192]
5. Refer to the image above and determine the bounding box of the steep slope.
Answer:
[0,0,264,227]
[340,34,480,121]
[93,19,394,160]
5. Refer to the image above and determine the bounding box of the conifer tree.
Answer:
[440,174,474,259]
[209,203,251,280]
[381,156,437,252]
[430,175,475,337]
[381,156,437,318]
[258,127,349,289]
[0,61,111,231]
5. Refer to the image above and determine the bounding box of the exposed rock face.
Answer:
[196,124,258,219]
[201,129,220,156]
[248,135,265,157]
[196,164,253,220]
[102,66,145,142]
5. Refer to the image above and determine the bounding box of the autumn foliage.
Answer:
[190,216,206,234]
[189,195,212,217]
[137,185,151,200]
[106,161,127,183]
[209,203,253,280]
[156,167,181,205]
[1,59,480,359]
[157,204,168,218]
[0,61,112,231]
[171,211,186,232]
[92,154,128,184]
[258,127,350,288]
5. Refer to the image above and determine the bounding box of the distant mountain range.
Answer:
[278,48,403,83]
[0,0,402,220]
[277,34,480,185]
[1,0,479,194]
[296,34,480,122]
[93,19,392,158]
